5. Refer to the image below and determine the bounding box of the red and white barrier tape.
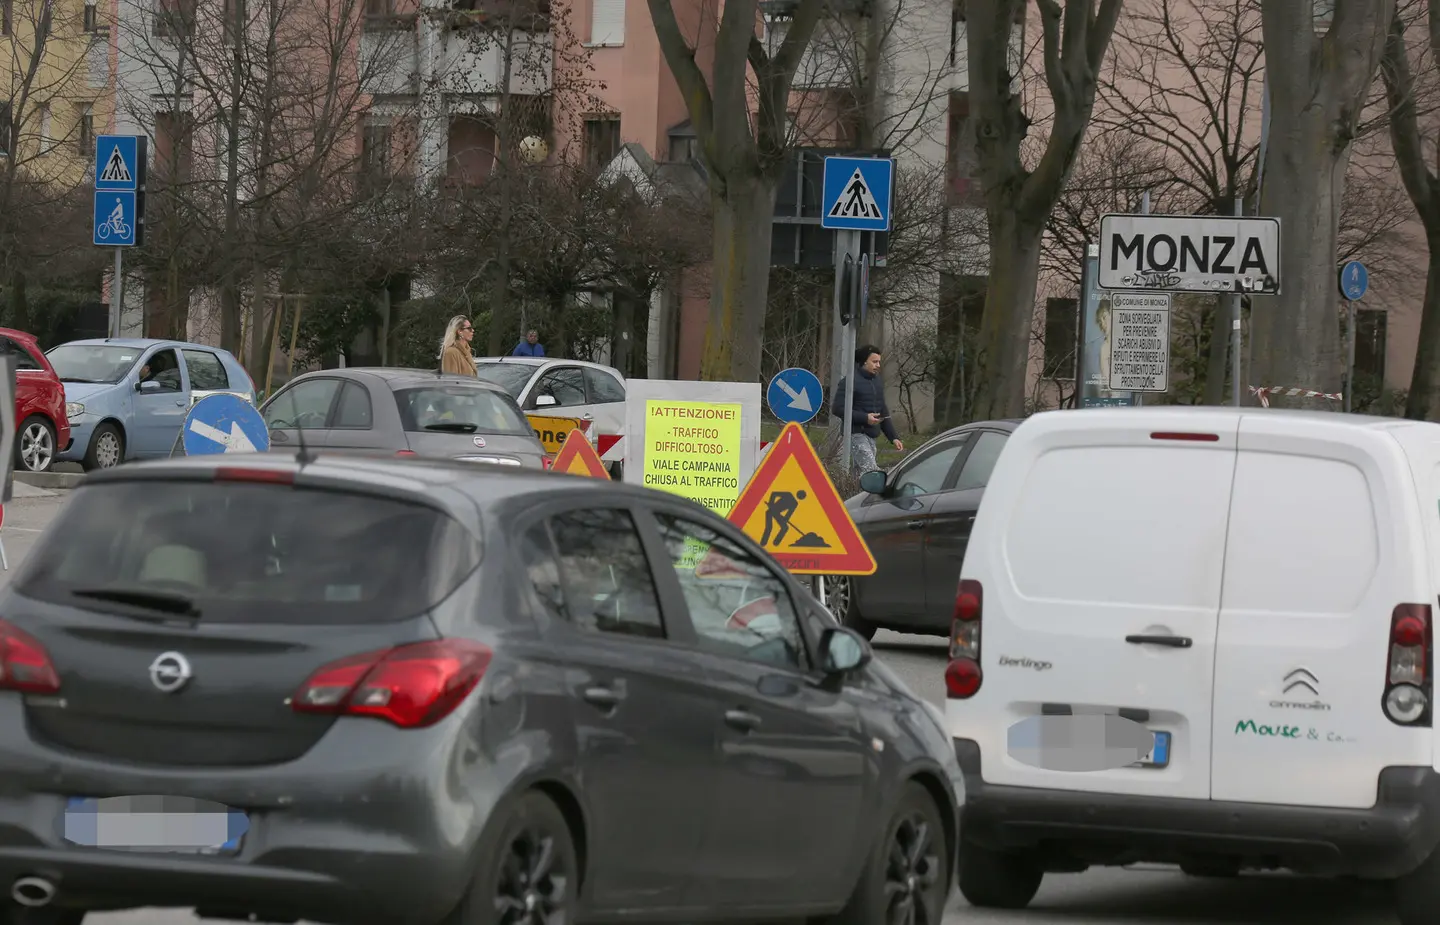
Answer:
[1249,386,1343,408]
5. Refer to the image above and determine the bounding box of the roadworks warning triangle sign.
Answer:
[724,421,876,575]
[550,428,610,479]
[827,168,883,221]
[99,146,132,183]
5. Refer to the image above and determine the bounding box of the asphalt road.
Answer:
[0,492,1403,925]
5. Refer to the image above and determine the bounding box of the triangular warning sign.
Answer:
[827,168,883,221]
[723,422,875,575]
[550,428,610,479]
[99,146,132,184]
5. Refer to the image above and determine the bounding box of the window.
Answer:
[0,103,12,158]
[953,431,1007,491]
[332,382,374,429]
[518,522,569,622]
[549,508,663,638]
[588,0,624,44]
[138,349,182,393]
[1044,297,1077,380]
[154,0,196,38]
[446,115,495,185]
[1,338,39,371]
[264,379,341,429]
[394,385,531,435]
[84,3,97,31]
[1355,308,1387,383]
[533,367,586,408]
[655,514,806,669]
[182,350,229,391]
[361,119,393,179]
[946,92,978,206]
[585,368,625,404]
[78,104,94,155]
[892,438,968,497]
[582,116,620,168]
[154,109,194,182]
[668,131,696,162]
[2,0,11,36]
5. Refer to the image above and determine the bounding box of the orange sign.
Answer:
[725,422,876,575]
[550,429,610,479]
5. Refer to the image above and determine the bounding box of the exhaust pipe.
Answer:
[12,876,56,907]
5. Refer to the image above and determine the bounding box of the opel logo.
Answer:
[148,652,193,694]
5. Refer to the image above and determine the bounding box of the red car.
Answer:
[0,329,70,473]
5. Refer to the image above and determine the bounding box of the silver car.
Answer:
[259,368,547,468]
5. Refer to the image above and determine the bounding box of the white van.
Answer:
[946,408,1440,925]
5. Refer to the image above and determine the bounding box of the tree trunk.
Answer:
[551,291,569,359]
[702,180,775,383]
[971,211,1044,419]
[1406,228,1440,420]
[1202,302,1228,405]
[7,270,28,333]
[611,291,635,375]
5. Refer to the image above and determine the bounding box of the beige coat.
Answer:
[441,342,477,377]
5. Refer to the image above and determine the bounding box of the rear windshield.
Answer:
[17,481,482,624]
[394,385,531,435]
[473,362,536,399]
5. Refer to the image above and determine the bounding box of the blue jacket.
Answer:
[513,341,545,357]
[831,366,899,440]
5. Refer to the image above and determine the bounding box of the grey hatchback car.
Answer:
[260,367,546,468]
[0,453,963,925]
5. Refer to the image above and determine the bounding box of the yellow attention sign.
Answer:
[642,400,743,514]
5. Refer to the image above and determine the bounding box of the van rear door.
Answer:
[966,411,1239,800]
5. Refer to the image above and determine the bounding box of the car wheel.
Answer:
[1,906,86,925]
[821,575,876,640]
[825,781,949,925]
[1395,842,1440,925]
[442,790,578,925]
[15,416,56,473]
[957,841,1043,909]
[81,423,124,472]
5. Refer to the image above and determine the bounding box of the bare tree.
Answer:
[967,0,1124,419]
[1249,0,1393,403]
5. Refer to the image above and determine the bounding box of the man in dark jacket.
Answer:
[831,344,904,475]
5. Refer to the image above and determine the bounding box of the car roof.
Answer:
[1024,406,1422,432]
[318,367,515,393]
[473,356,626,378]
[54,337,234,355]
[934,418,1024,440]
[0,328,39,343]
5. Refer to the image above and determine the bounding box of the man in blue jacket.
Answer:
[831,344,904,475]
[513,330,545,357]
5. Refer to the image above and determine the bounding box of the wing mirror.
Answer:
[136,380,162,393]
[534,394,558,407]
[859,469,887,495]
[819,626,872,675]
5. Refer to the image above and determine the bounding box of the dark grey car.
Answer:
[0,453,962,925]
[260,367,546,468]
[827,420,1019,639]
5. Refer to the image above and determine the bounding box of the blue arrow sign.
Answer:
[767,368,824,425]
[822,156,894,232]
[1339,260,1368,301]
[182,393,270,456]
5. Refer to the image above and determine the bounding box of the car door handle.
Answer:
[581,686,622,708]
[1125,634,1193,648]
[174,400,186,407]
[724,709,761,732]
[906,520,926,530]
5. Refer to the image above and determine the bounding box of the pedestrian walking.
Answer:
[440,315,478,376]
[513,330,546,357]
[831,344,904,475]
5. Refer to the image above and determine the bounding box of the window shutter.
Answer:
[590,0,624,44]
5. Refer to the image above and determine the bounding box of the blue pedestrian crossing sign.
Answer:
[182,393,270,456]
[822,156,894,232]
[93,192,138,247]
[1339,260,1369,301]
[94,135,140,191]
[767,368,824,425]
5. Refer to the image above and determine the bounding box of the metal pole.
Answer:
[1345,300,1357,413]
[111,248,124,338]
[1135,191,1151,408]
[833,230,862,473]
[1231,195,1243,407]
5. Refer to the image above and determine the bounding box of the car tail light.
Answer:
[290,639,492,728]
[1385,604,1432,726]
[395,450,417,457]
[946,579,983,699]
[0,620,60,694]
[1150,432,1220,442]
[214,467,295,485]
[542,457,553,469]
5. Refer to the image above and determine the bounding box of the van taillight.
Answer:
[1384,603,1432,726]
[291,639,492,728]
[946,579,983,698]
[0,620,60,694]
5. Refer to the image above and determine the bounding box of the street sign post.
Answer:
[821,156,894,232]
[93,134,148,339]
[767,368,823,425]
[181,393,270,456]
[1107,293,1172,393]
[1340,260,1368,301]
[1098,213,1281,294]
[1340,260,1368,412]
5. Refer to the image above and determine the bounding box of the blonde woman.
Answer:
[440,315,478,377]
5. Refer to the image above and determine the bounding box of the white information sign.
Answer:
[1099,213,1281,294]
[1108,294,1171,393]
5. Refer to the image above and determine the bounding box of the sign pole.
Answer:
[1135,191,1152,408]
[841,231,859,473]
[1231,196,1243,407]
[1345,300,1357,413]
[112,248,124,339]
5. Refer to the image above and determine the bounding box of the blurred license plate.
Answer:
[63,797,249,854]
[1135,731,1171,769]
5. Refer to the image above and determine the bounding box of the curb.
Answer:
[16,471,84,490]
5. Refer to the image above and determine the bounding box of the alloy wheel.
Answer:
[95,432,121,469]
[884,813,942,925]
[493,824,571,925]
[20,423,52,472]
[819,574,851,621]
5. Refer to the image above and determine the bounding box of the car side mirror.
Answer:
[859,469,887,495]
[137,380,162,393]
[819,626,871,675]
[535,394,558,407]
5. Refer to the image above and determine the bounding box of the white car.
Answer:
[473,356,626,467]
[946,407,1440,925]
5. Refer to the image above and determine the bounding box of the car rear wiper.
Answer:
[70,587,201,618]
[424,422,479,433]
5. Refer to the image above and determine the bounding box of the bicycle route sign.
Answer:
[93,134,147,248]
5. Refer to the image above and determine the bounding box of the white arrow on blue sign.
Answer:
[182,393,270,456]
[1339,260,1368,301]
[821,156,894,232]
[767,368,824,425]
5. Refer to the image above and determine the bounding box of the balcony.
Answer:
[432,28,553,96]
[765,18,867,91]
[360,25,420,95]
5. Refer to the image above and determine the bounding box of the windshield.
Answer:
[46,344,143,384]
[17,481,483,625]
[473,362,537,399]
[394,385,531,434]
